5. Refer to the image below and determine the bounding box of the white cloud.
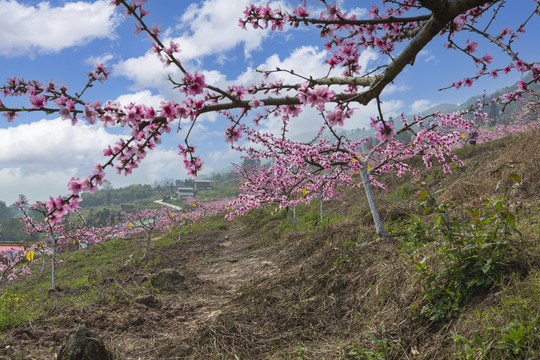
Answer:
[0,167,79,204]
[0,118,122,172]
[410,99,432,113]
[418,49,437,63]
[207,147,240,167]
[0,117,192,203]
[85,53,114,67]
[383,82,410,95]
[112,52,180,91]
[349,7,368,18]
[259,46,329,81]
[107,149,185,189]
[113,0,277,90]
[0,118,125,203]
[175,0,279,60]
[0,0,119,57]
[115,90,165,109]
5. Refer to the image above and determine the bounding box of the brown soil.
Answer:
[1,222,289,359]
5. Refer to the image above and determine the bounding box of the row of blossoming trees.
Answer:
[226,95,539,231]
[0,1,539,282]
[0,197,230,287]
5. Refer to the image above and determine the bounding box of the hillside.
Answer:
[1,127,540,359]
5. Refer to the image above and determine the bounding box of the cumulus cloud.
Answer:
[410,99,432,113]
[0,118,122,202]
[0,167,79,204]
[0,0,119,57]
[0,118,192,203]
[106,149,185,189]
[175,0,274,60]
[418,49,437,63]
[115,90,165,109]
[0,118,123,171]
[113,0,277,90]
[85,53,114,67]
[112,52,179,91]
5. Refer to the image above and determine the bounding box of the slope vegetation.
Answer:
[1,127,540,359]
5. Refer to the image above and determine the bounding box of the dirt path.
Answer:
[3,222,280,359]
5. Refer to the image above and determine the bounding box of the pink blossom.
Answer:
[55,95,69,107]
[498,27,511,40]
[249,98,263,109]
[225,125,243,144]
[83,104,98,124]
[465,39,478,53]
[160,101,177,120]
[515,59,528,72]
[293,6,309,17]
[181,72,206,96]
[298,85,335,110]
[2,111,19,122]
[374,121,396,142]
[68,177,84,195]
[29,95,47,109]
[165,40,180,55]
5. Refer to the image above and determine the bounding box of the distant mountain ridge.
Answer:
[418,74,539,117]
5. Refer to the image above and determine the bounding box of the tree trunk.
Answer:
[40,251,46,278]
[287,206,299,227]
[319,189,324,223]
[50,234,57,288]
[358,164,389,237]
[141,230,151,260]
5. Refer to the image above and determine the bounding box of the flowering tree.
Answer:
[16,196,87,288]
[227,128,366,220]
[121,207,164,260]
[82,222,123,256]
[0,0,538,232]
[0,248,32,283]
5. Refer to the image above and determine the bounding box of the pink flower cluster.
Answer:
[1,0,538,226]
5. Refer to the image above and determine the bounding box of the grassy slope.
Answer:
[1,128,539,359]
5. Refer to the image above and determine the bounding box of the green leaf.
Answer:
[508,173,521,184]
[473,333,483,347]
[464,343,474,357]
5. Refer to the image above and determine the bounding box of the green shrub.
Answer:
[415,190,520,322]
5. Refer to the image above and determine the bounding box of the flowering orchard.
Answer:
[1,196,231,284]
[0,0,539,231]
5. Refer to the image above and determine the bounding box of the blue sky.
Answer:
[0,0,538,204]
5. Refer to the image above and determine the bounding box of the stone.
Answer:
[57,326,111,360]
[151,268,185,288]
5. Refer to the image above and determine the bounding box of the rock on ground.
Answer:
[57,326,111,360]
[151,268,186,288]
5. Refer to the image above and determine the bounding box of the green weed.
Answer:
[0,291,28,330]
[415,187,521,322]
